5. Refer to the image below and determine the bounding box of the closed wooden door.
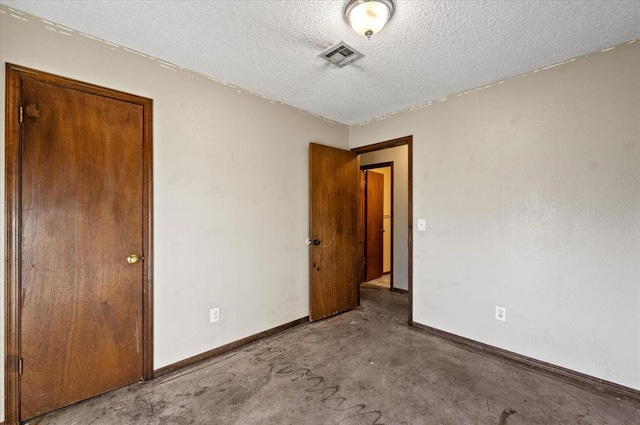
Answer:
[365,171,384,281]
[16,70,149,420]
[309,143,359,321]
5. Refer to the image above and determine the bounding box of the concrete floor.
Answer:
[27,285,639,425]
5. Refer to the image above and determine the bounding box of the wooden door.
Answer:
[365,171,384,281]
[9,67,152,421]
[309,143,359,321]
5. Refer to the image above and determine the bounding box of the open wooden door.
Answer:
[309,143,359,321]
[364,170,384,281]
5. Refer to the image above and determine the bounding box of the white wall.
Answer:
[0,8,349,419]
[351,41,640,389]
[360,147,409,290]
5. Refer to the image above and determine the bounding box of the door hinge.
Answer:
[19,358,23,375]
[19,106,23,124]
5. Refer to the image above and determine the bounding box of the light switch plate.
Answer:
[210,307,220,323]
[418,219,426,231]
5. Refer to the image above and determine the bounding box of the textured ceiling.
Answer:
[2,1,639,125]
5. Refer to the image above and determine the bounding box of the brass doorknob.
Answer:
[127,254,140,264]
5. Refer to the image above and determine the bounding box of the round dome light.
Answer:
[344,0,395,39]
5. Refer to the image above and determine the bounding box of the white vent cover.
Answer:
[319,41,363,68]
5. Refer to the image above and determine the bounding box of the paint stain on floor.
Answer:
[24,285,640,425]
[498,408,517,425]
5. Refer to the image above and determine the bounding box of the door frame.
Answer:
[361,162,394,288]
[4,63,154,424]
[353,136,413,324]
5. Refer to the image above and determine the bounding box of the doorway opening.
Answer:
[361,163,393,289]
[353,136,413,324]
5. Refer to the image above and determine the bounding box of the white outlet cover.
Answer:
[495,306,507,321]
[210,308,220,323]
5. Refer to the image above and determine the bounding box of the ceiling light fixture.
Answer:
[344,0,394,39]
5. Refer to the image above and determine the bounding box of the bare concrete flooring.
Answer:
[28,284,639,425]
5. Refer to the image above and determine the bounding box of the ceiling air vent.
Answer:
[319,41,363,68]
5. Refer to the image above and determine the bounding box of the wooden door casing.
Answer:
[352,136,414,326]
[364,171,384,281]
[4,64,154,424]
[309,143,359,321]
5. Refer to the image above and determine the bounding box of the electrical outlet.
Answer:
[495,306,507,322]
[210,307,220,323]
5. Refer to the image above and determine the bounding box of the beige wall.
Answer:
[0,8,349,419]
[360,147,409,290]
[351,41,640,389]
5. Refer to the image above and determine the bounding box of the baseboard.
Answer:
[391,287,408,294]
[410,321,640,403]
[155,316,309,377]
